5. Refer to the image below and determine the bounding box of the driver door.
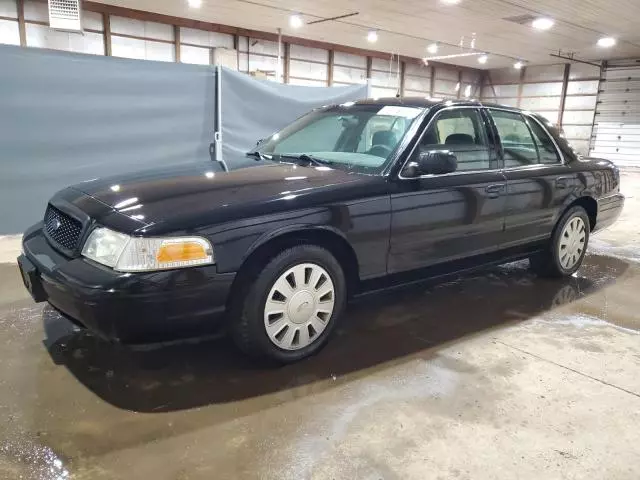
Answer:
[388,107,507,273]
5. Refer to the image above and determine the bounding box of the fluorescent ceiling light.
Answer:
[514,61,524,69]
[289,14,303,29]
[597,37,616,47]
[478,54,488,64]
[440,0,461,4]
[187,0,202,7]
[427,43,438,54]
[367,30,378,43]
[532,17,554,30]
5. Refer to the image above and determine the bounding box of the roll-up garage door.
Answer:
[591,62,640,166]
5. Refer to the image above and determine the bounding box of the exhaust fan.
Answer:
[48,0,82,32]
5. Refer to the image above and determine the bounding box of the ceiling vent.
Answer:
[48,0,82,32]
[502,14,538,25]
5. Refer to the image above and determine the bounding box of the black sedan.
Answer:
[18,98,625,363]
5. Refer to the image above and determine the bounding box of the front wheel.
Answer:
[530,206,590,278]
[230,245,346,363]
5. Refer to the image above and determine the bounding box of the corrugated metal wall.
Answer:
[481,63,600,156]
[590,61,640,166]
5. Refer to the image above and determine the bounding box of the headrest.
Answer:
[445,133,475,145]
[372,130,397,146]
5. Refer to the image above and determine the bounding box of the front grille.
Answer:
[44,205,83,252]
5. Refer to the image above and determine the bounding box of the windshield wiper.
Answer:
[245,150,267,161]
[274,153,333,167]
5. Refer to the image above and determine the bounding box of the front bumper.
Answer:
[19,223,235,343]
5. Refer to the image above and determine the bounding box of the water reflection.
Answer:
[42,254,628,413]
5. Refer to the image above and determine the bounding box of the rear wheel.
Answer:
[530,206,590,278]
[230,245,346,363]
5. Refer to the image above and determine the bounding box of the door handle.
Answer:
[556,176,570,189]
[485,184,505,198]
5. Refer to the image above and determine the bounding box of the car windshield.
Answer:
[256,103,424,174]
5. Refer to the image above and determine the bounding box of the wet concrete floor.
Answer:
[1,172,639,479]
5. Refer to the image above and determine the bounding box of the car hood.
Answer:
[71,162,371,234]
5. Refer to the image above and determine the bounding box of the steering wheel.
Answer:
[368,144,393,158]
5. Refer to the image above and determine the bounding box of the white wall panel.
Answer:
[23,0,47,22]
[405,75,429,93]
[333,51,366,68]
[83,11,104,31]
[488,67,520,84]
[180,44,209,65]
[564,95,597,110]
[435,65,459,82]
[519,96,561,111]
[111,35,173,62]
[562,110,594,125]
[0,0,17,17]
[371,69,398,88]
[110,16,174,41]
[490,84,519,97]
[522,82,563,96]
[248,54,277,72]
[290,44,327,63]
[180,28,233,49]
[371,56,394,71]
[0,18,19,45]
[333,65,365,84]
[248,38,277,56]
[290,59,327,80]
[569,63,600,80]
[210,32,233,49]
[180,27,209,47]
[566,80,599,95]
[237,35,248,52]
[434,79,458,96]
[405,63,430,77]
[524,64,564,82]
[237,52,249,72]
[495,98,518,107]
[26,24,104,55]
[562,125,593,139]
[371,86,397,98]
[289,77,325,87]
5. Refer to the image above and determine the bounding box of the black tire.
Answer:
[230,245,346,363]
[530,206,590,278]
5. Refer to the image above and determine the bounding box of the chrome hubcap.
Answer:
[264,263,335,351]
[558,217,586,270]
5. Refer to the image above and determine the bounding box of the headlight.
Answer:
[82,227,214,272]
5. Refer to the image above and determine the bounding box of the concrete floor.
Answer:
[1,173,639,480]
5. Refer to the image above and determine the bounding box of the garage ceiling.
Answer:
[93,0,640,68]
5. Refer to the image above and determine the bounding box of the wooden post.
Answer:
[429,65,435,97]
[17,0,26,47]
[103,13,112,56]
[558,63,571,127]
[399,59,406,97]
[283,42,290,83]
[516,66,526,108]
[457,70,463,99]
[174,26,180,63]
[328,50,334,86]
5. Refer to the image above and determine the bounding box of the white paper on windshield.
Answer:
[378,106,422,119]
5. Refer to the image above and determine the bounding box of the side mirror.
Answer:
[256,138,264,147]
[418,151,457,175]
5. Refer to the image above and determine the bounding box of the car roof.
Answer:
[354,97,523,112]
